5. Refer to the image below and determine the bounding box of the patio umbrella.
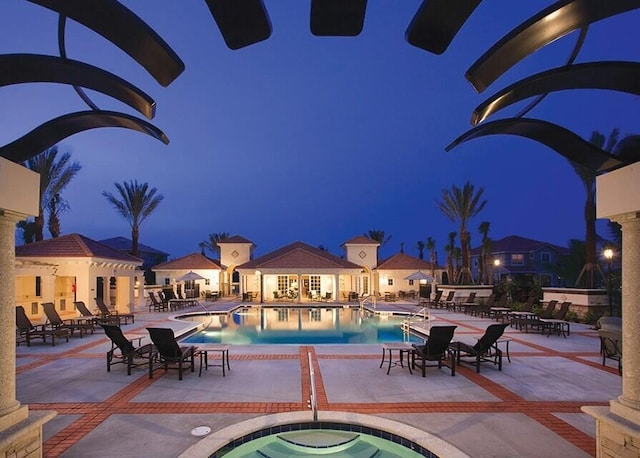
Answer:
[404,271,434,282]
[176,271,206,282]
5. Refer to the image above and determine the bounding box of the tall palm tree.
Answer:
[416,240,425,259]
[47,193,70,237]
[16,219,37,244]
[478,221,491,284]
[426,237,436,279]
[365,230,391,251]
[445,232,457,285]
[572,128,619,288]
[437,181,487,284]
[102,180,164,257]
[23,146,82,241]
[203,232,230,257]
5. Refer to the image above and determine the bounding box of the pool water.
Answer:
[218,429,426,457]
[180,307,423,345]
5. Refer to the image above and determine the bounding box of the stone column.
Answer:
[0,211,28,429]
[611,213,640,416]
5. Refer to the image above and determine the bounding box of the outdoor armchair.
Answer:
[146,327,196,380]
[599,328,622,375]
[102,324,155,375]
[411,325,457,377]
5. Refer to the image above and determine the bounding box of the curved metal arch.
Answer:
[204,0,272,50]
[310,0,368,37]
[0,111,169,164]
[405,0,482,55]
[472,61,640,125]
[0,54,156,119]
[27,0,185,87]
[465,0,640,93]
[445,118,627,173]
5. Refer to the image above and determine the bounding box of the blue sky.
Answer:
[3,1,639,260]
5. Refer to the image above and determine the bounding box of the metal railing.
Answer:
[308,352,318,422]
[359,294,376,313]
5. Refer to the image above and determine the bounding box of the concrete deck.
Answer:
[16,299,619,457]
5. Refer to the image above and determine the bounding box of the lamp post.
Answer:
[256,270,264,304]
[493,259,500,285]
[603,248,614,316]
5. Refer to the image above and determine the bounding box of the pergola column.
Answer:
[0,212,27,427]
[583,162,640,456]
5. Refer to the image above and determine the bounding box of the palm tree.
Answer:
[426,237,436,279]
[102,180,164,257]
[571,128,619,288]
[437,181,487,284]
[47,193,70,237]
[478,221,491,284]
[23,146,82,241]
[365,229,391,252]
[203,232,230,257]
[16,219,37,244]
[416,240,425,259]
[445,232,457,285]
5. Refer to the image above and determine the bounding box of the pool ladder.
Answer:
[402,307,430,342]
[359,294,376,313]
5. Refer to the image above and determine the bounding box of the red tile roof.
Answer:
[15,234,142,262]
[217,235,254,245]
[341,235,379,246]
[154,253,222,270]
[472,235,568,255]
[238,241,362,270]
[376,252,439,270]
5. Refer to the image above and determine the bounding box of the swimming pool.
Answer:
[179,306,423,344]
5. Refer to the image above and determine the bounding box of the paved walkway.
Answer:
[16,299,619,457]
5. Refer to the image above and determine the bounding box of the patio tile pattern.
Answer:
[15,301,619,457]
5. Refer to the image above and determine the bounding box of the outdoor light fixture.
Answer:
[604,248,614,316]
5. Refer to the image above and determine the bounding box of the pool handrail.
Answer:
[308,352,317,422]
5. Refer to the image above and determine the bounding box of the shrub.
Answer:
[564,311,579,323]
[583,310,604,325]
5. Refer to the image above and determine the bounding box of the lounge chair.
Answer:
[512,300,557,332]
[424,290,443,309]
[411,325,457,377]
[452,323,509,373]
[473,294,499,318]
[102,324,156,375]
[148,291,168,312]
[539,301,572,337]
[599,328,622,375]
[41,302,94,337]
[74,301,119,326]
[146,327,196,380]
[15,305,69,346]
[457,292,476,313]
[95,297,135,324]
[440,291,455,309]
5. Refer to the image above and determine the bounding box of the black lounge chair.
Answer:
[599,328,622,375]
[424,290,442,308]
[41,302,94,337]
[101,324,155,375]
[512,300,557,332]
[74,301,119,326]
[411,325,457,377]
[472,293,496,318]
[95,297,135,324]
[440,291,455,309]
[148,291,168,312]
[146,327,196,380]
[452,323,509,373]
[16,305,69,346]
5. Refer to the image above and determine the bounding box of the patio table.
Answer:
[198,344,231,377]
[379,342,413,375]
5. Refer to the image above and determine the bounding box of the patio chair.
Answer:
[74,301,119,326]
[148,291,168,312]
[15,305,69,346]
[539,301,572,337]
[425,290,442,308]
[95,297,135,324]
[440,291,455,309]
[101,324,156,375]
[599,328,622,375]
[146,327,196,380]
[41,302,94,337]
[411,325,457,377]
[452,323,509,373]
[458,292,477,313]
[473,294,499,318]
[512,300,557,332]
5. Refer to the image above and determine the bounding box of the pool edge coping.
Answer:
[178,411,470,458]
